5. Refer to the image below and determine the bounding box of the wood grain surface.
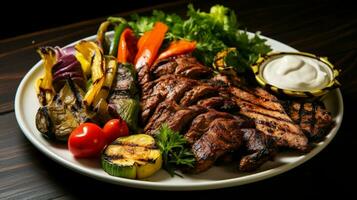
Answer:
[1,0,356,198]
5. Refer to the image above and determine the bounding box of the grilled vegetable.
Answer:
[102,134,162,179]
[52,54,86,91]
[75,41,106,107]
[108,63,140,131]
[213,48,244,74]
[92,56,117,106]
[117,28,137,63]
[36,80,94,141]
[109,22,128,56]
[134,22,168,70]
[96,21,111,55]
[36,47,57,105]
[157,40,196,61]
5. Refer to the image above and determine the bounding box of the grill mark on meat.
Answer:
[234,95,282,112]
[231,86,309,151]
[284,100,334,141]
[230,87,284,111]
[239,128,277,171]
[179,85,218,107]
[144,100,181,135]
[235,98,291,121]
[234,85,280,103]
[191,118,244,173]
[254,123,308,151]
[167,105,207,134]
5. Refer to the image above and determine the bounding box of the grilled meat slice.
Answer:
[180,84,218,107]
[167,105,207,134]
[140,75,199,124]
[185,110,254,144]
[191,118,244,173]
[239,128,277,171]
[144,100,207,136]
[144,100,181,136]
[230,86,309,152]
[197,97,240,114]
[284,100,334,141]
[151,54,211,79]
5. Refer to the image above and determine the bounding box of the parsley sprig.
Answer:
[155,124,195,176]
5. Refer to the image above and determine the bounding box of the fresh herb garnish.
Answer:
[155,123,195,176]
[128,4,272,73]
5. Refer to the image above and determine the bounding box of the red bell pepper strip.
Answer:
[157,40,196,61]
[137,31,151,51]
[134,22,168,70]
[117,28,138,63]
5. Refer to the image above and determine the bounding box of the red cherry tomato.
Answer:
[68,123,106,158]
[103,118,129,144]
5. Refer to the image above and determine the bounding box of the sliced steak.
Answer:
[197,96,240,114]
[185,110,254,145]
[151,54,211,79]
[239,128,277,171]
[230,86,309,152]
[284,100,334,141]
[191,118,244,173]
[140,75,199,124]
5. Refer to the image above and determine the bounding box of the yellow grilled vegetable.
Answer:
[75,41,106,107]
[213,47,240,74]
[102,134,162,179]
[35,47,57,105]
[93,56,117,106]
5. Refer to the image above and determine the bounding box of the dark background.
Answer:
[1,0,178,39]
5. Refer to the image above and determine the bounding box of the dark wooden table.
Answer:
[1,0,356,198]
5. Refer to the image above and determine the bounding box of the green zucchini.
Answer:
[102,134,162,179]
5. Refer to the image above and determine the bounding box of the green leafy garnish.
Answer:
[155,123,195,176]
[128,4,272,73]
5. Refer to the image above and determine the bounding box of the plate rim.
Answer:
[14,33,344,190]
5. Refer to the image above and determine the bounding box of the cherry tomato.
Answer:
[68,123,106,158]
[103,118,129,144]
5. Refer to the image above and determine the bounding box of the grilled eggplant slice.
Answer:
[35,80,95,141]
[102,134,162,179]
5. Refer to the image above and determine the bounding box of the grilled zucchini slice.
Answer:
[101,134,162,179]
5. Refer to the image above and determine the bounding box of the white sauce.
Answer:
[262,55,331,91]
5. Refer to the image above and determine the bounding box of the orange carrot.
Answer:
[157,40,196,61]
[134,22,168,70]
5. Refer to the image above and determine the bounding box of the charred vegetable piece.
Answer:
[52,54,86,91]
[108,18,128,57]
[96,21,111,55]
[102,134,162,179]
[134,22,168,70]
[108,63,139,131]
[75,41,106,107]
[117,28,138,63]
[36,80,95,141]
[93,56,117,106]
[213,47,247,74]
[90,56,118,122]
[157,40,196,61]
[36,47,57,105]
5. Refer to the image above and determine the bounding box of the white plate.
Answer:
[15,32,344,190]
